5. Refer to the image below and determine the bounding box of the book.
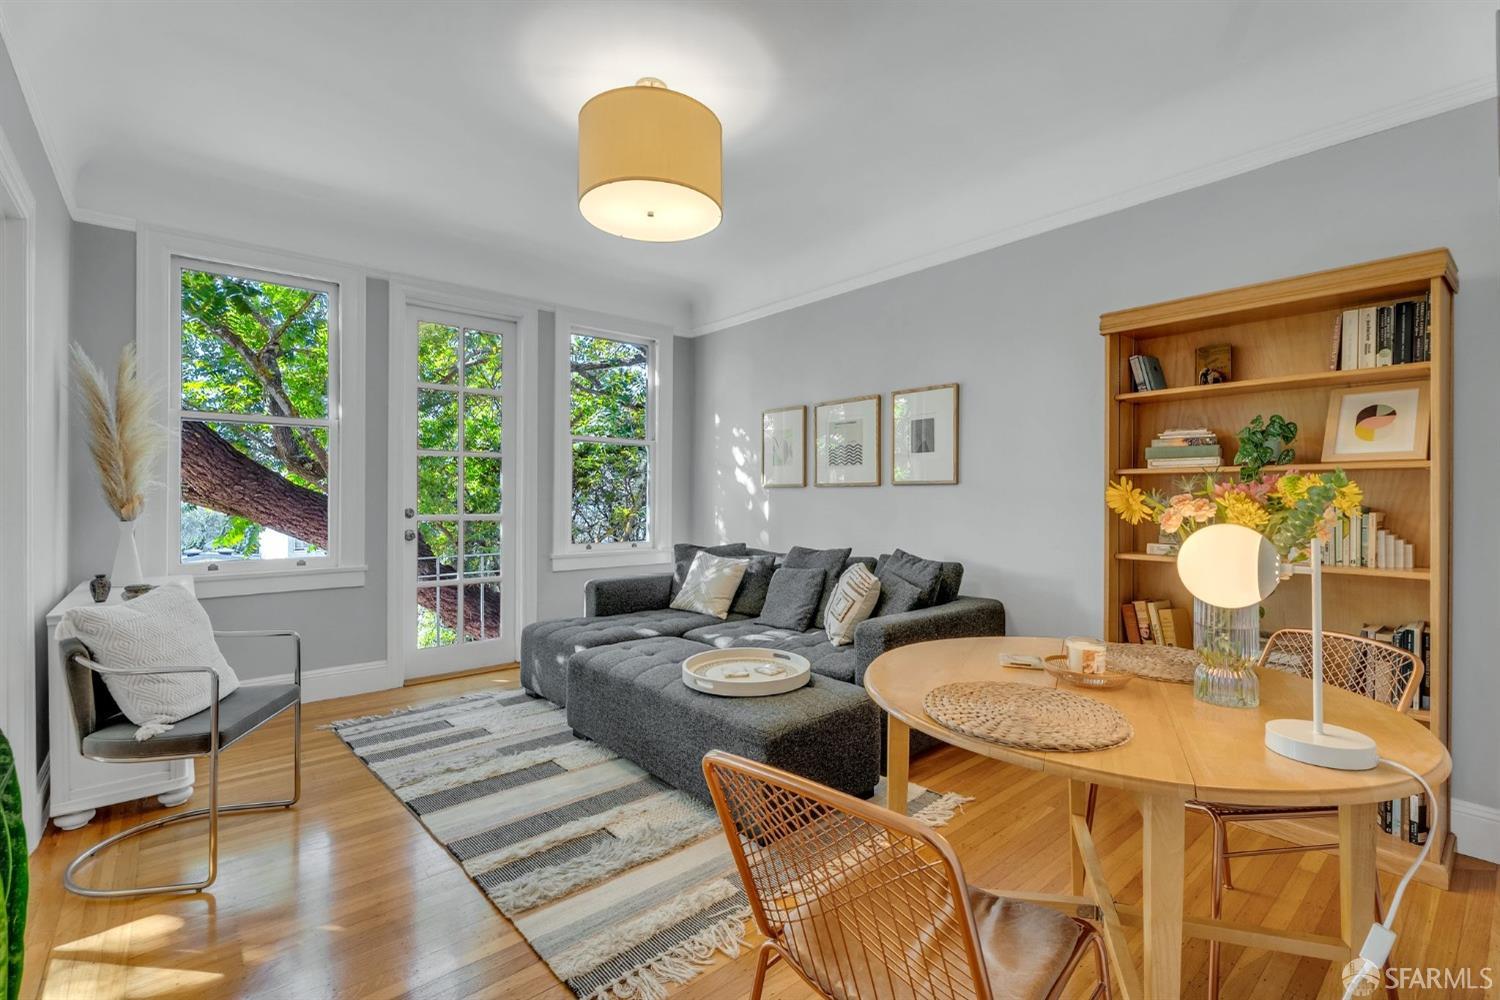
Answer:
[1394,300,1414,365]
[1136,355,1167,391]
[1146,600,1171,647]
[1158,426,1211,437]
[1128,355,1146,392]
[1328,315,1343,371]
[1375,305,1394,366]
[1132,600,1153,643]
[1145,542,1179,556]
[1121,604,1142,643]
[1415,298,1430,361]
[1364,511,1384,568]
[1358,307,1378,368]
[1340,308,1360,370]
[1195,343,1231,384]
[1160,607,1191,649]
[1146,456,1223,469]
[1144,445,1222,459]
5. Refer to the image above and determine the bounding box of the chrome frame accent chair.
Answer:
[60,629,303,897]
[703,751,1109,1000]
[1086,628,1421,1000]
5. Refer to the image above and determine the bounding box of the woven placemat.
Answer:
[923,681,1133,752]
[1106,643,1197,684]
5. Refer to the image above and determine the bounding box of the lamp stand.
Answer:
[1263,536,1379,771]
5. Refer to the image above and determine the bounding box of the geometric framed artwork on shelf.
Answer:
[761,404,806,488]
[814,394,880,487]
[1321,382,1430,462]
[892,382,959,485]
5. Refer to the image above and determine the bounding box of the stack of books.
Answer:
[1120,599,1192,647]
[1127,354,1167,391]
[1332,297,1431,370]
[1378,794,1430,845]
[1144,427,1222,469]
[1324,508,1417,570]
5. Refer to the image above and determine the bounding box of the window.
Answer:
[138,229,365,596]
[554,319,671,568]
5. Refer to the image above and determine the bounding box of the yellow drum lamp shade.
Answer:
[578,78,722,242]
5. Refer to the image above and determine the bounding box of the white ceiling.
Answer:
[2,1,1495,332]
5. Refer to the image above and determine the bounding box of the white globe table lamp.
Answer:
[1175,524,1378,771]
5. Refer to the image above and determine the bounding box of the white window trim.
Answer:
[136,227,366,598]
[552,309,673,572]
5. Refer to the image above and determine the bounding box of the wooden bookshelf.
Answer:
[1101,249,1456,887]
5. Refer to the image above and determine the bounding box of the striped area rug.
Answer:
[331,688,970,1000]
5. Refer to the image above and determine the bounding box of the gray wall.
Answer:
[690,100,1500,813]
[66,225,696,675]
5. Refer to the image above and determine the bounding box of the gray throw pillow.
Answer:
[873,574,924,617]
[671,542,747,597]
[729,554,779,617]
[783,545,852,622]
[755,567,826,631]
[874,549,945,612]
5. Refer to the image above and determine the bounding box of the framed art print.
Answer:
[814,395,880,486]
[1322,382,1430,462]
[892,383,958,484]
[762,405,806,488]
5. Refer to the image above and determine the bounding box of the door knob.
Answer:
[404,529,416,542]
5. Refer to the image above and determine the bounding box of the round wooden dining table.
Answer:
[864,635,1451,1000]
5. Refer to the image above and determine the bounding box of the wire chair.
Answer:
[703,751,1108,1000]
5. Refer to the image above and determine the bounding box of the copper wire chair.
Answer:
[703,751,1109,1000]
[1087,628,1422,1000]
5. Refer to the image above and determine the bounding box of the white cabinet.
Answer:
[46,576,196,830]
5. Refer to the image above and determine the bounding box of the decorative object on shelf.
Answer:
[70,343,161,588]
[891,383,958,485]
[122,584,155,601]
[1107,469,1361,708]
[1233,413,1297,481]
[814,394,880,486]
[1145,425,1221,470]
[577,77,722,242]
[761,405,806,488]
[1195,343,1231,384]
[88,575,111,603]
[1322,382,1430,462]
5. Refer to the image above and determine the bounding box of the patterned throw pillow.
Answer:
[669,551,750,620]
[55,584,240,741]
[825,564,881,646]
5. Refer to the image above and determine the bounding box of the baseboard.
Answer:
[1451,798,1500,864]
[240,659,399,703]
[26,754,49,853]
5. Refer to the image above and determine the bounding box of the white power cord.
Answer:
[1340,758,1437,1000]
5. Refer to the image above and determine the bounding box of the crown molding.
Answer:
[690,78,1497,336]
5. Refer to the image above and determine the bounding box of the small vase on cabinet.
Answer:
[1192,598,1261,708]
[110,519,144,587]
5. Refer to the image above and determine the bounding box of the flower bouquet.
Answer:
[1105,470,1362,706]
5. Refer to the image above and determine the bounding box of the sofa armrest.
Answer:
[852,596,1006,685]
[585,573,674,617]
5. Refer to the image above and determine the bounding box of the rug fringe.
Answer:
[581,908,751,1000]
[912,791,974,827]
[322,690,502,731]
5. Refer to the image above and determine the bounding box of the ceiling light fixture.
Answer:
[578,77,722,242]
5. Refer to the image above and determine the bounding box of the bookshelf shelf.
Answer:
[1101,249,1456,888]
[1115,362,1430,404]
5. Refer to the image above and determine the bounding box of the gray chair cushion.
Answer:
[81,683,298,759]
[680,621,858,682]
[519,609,733,705]
[729,553,778,617]
[784,546,852,621]
[756,567,825,631]
[671,542,748,597]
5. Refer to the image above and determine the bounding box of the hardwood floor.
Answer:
[22,669,1497,999]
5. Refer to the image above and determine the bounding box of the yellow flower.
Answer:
[1220,492,1270,530]
[1105,478,1152,525]
[1333,481,1363,517]
[1273,474,1310,506]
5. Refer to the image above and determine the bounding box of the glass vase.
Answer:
[1192,598,1261,708]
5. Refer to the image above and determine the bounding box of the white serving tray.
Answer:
[682,648,812,697]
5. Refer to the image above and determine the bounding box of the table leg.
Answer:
[1069,781,1091,895]
[885,716,910,814]
[1339,802,1378,954]
[1139,792,1186,1000]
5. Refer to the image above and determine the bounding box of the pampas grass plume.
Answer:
[71,342,161,521]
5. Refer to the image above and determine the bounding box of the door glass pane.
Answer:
[464,457,502,515]
[464,395,502,453]
[462,582,501,642]
[569,334,647,438]
[418,389,459,450]
[417,456,457,514]
[463,521,500,578]
[418,322,460,385]
[464,327,503,390]
[417,521,458,582]
[418,586,457,648]
[570,442,648,544]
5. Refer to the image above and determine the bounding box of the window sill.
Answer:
[188,565,368,599]
[550,550,671,573]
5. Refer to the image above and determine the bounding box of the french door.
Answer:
[397,306,518,677]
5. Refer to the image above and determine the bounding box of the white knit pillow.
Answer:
[825,563,881,646]
[669,551,749,620]
[56,585,239,741]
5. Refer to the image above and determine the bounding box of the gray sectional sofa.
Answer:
[519,546,1005,801]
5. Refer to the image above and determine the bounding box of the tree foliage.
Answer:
[568,335,649,544]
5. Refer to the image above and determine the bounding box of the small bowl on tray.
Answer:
[1043,655,1135,690]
